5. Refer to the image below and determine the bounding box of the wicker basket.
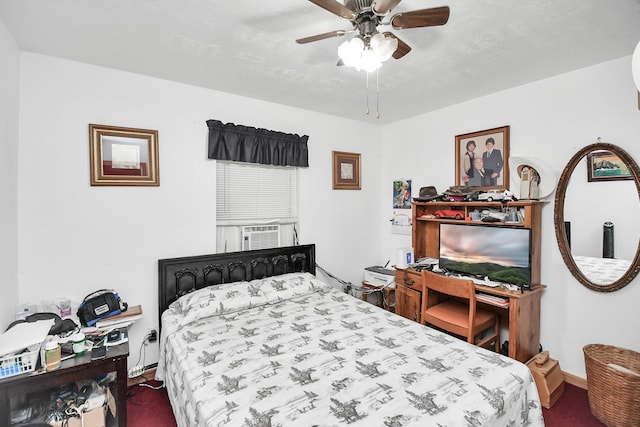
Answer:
[583,344,640,427]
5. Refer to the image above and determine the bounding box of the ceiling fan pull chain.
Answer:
[376,69,381,119]
[365,72,370,115]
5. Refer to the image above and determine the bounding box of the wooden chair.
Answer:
[422,271,500,352]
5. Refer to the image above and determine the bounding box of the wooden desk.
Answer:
[0,337,129,427]
[396,268,545,363]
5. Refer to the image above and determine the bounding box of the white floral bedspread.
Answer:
[156,273,543,427]
[573,255,630,285]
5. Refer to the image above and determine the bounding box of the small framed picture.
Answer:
[393,179,412,209]
[455,125,510,190]
[332,151,361,190]
[587,150,633,182]
[89,124,159,186]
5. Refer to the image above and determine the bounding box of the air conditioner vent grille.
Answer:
[242,225,280,251]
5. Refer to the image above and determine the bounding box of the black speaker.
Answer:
[603,221,614,259]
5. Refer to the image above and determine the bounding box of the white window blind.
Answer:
[216,161,298,223]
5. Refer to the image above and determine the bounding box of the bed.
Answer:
[156,244,544,426]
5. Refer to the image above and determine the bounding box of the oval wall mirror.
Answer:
[554,142,640,292]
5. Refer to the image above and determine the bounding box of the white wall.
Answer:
[379,56,640,377]
[0,19,20,328]
[16,53,383,367]
[13,49,640,379]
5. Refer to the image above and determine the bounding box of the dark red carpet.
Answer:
[127,380,177,427]
[541,383,605,427]
[127,380,604,426]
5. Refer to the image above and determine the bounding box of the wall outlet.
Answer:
[128,365,144,378]
[149,329,157,343]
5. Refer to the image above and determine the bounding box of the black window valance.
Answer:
[207,120,309,167]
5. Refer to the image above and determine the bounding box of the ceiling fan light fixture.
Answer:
[300,1,451,70]
[370,33,398,62]
[357,48,383,72]
[338,37,365,67]
[338,33,397,72]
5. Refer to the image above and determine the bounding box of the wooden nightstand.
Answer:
[361,281,395,312]
[0,332,129,426]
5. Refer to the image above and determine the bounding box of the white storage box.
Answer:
[364,266,395,287]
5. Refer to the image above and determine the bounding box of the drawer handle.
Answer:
[403,272,415,286]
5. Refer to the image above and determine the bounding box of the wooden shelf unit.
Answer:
[397,200,547,362]
[411,200,544,284]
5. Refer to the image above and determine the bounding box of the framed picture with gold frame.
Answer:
[455,125,509,190]
[332,151,361,190]
[89,124,159,186]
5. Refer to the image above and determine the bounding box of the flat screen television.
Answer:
[438,222,532,288]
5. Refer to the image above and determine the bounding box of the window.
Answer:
[216,161,298,252]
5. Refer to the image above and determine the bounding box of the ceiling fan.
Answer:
[296,0,450,69]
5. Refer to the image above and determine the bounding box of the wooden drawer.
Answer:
[395,269,423,291]
[395,268,423,323]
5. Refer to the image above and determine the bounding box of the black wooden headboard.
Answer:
[158,244,316,327]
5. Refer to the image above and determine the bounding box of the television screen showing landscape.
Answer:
[439,223,532,287]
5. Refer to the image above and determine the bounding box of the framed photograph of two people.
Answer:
[455,125,510,191]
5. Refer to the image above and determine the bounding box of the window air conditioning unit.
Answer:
[242,225,280,250]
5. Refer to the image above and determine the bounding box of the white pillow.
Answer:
[258,272,327,302]
[169,272,325,326]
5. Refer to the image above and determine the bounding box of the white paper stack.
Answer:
[0,319,54,356]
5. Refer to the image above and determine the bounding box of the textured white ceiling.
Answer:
[2,0,640,124]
